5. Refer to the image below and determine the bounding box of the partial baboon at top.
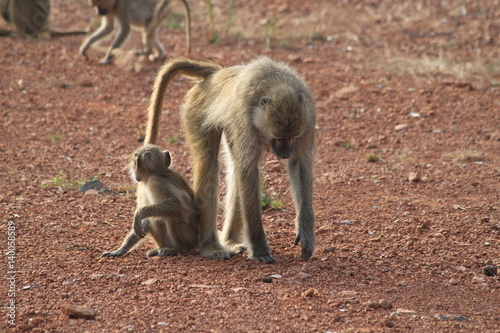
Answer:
[102,144,200,258]
[145,57,316,263]
[0,0,86,38]
[79,0,191,64]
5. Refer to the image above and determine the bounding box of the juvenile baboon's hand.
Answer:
[133,212,145,238]
[101,250,125,257]
[294,234,315,261]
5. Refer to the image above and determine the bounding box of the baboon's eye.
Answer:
[261,97,271,107]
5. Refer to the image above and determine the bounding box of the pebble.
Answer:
[302,288,315,298]
[60,304,97,319]
[365,301,380,310]
[472,276,486,284]
[379,299,393,309]
[408,172,420,183]
[395,124,408,131]
[483,265,498,276]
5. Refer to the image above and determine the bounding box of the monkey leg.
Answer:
[101,230,140,257]
[220,157,246,254]
[147,248,178,257]
[237,165,275,263]
[79,16,114,56]
[287,142,315,261]
[186,129,234,260]
[99,18,131,64]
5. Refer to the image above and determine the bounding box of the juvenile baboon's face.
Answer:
[129,145,171,182]
[91,0,115,15]
[254,90,308,159]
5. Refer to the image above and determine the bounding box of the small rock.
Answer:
[454,316,469,322]
[262,277,273,283]
[395,124,408,131]
[483,265,498,276]
[434,314,450,320]
[453,204,466,210]
[61,304,97,319]
[472,276,485,284]
[79,79,93,87]
[365,301,380,310]
[302,288,315,298]
[338,290,358,297]
[448,278,459,285]
[141,278,157,286]
[379,299,393,310]
[78,179,105,193]
[383,319,395,328]
[269,274,282,279]
[408,172,420,183]
[394,308,417,315]
[84,189,99,196]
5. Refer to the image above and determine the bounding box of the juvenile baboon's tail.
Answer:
[144,58,222,144]
[152,0,191,54]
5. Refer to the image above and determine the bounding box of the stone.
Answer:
[61,304,97,319]
[379,299,393,310]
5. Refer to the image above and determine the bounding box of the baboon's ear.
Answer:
[134,152,141,169]
[164,150,172,167]
[260,97,271,107]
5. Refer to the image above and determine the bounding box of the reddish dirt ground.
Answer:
[1,1,499,332]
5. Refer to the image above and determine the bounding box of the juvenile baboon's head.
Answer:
[129,145,172,182]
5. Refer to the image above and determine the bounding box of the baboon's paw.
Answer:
[223,240,246,254]
[248,254,276,263]
[147,248,178,257]
[101,250,124,257]
[200,243,236,260]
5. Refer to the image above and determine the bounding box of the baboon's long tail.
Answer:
[144,58,221,144]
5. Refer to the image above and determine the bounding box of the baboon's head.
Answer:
[90,0,116,16]
[254,87,311,159]
[129,145,172,182]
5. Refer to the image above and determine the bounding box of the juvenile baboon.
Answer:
[0,0,86,38]
[102,144,200,258]
[80,0,191,64]
[145,57,316,262]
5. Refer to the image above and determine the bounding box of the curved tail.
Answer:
[144,58,222,144]
[179,0,191,54]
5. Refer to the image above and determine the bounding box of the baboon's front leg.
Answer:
[287,143,315,261]
[238,165,275,263]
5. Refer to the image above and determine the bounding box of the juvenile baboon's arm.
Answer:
[133,197,187,238]
[102,230,141,257]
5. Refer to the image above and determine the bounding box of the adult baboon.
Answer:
[145,57,316,262]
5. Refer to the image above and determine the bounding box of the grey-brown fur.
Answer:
[0,0,86,38]
[145,57,316,262]
[102,144,200,258]
[79,0,191,64]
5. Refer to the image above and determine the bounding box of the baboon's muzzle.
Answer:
[271,138,295,159]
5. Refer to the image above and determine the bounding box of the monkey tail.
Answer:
[144,58,222,144]
[179,0,191,54]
